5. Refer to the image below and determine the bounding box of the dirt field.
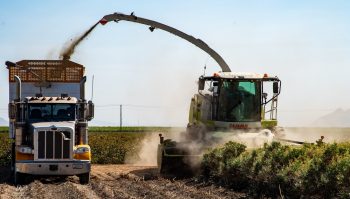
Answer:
[0,165,245,199]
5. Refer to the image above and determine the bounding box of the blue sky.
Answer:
[1,1,350,126]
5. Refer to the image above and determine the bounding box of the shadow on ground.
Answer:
[0,165,11,184]
[130,167,197,181]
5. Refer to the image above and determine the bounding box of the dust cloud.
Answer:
[60,22,99,60]
[125,133,159,166]
[125,128,185,166]
[217,129,275,148]
[126,126,277,168]
[282,127,350,143]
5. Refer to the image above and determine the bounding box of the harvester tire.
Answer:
[79,172,90,184]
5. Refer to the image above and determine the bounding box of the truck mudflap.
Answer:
[15,160,90,175]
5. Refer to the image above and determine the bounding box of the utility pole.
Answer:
[119,104,122,131]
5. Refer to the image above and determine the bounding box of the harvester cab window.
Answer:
[238,82,256,95]
[217,80,260,122]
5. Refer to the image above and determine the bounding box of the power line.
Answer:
[279,109,336,113]
[95,104,167,109]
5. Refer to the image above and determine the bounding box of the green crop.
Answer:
[202,141,350,198]
[0,132,12,166]
[89,132,145,164]
[89,126,171,132]
[0,126,8,133]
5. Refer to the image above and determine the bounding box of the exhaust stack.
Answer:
[80,76,87,101]
[14,75,22,101]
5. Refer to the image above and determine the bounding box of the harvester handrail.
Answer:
[100,12,231,72]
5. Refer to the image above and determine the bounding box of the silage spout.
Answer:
[100,12,231,72]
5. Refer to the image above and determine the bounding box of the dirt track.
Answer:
[0,165,245,199]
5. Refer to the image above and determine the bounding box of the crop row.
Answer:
[201,141,350,198]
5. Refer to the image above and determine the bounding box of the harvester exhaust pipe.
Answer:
[80,76,87,100]
[14,75,22,101]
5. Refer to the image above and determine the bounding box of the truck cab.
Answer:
[7,60,94,185]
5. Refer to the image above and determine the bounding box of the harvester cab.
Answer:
[189,72,281,133]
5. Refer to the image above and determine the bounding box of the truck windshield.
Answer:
[217,80,260,122]
[28,104,76,122]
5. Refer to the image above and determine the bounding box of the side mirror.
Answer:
[86,101,94,121]
[273,82,279,94]
[8,103,16,120]
[198,78,205,90]
[213,82,219,95]
[262,93,268,99]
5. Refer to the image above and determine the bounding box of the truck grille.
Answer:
[37,131,71,159]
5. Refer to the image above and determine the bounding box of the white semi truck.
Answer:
[6,60,94,185]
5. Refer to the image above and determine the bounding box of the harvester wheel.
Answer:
[79,172,90,184]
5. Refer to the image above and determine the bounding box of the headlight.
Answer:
[74,146,90,154]
[17,146,33,154]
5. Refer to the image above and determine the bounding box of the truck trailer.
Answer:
[6,60,94,185]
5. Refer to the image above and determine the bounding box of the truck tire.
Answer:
[11,143,22,186]
[13,171,26,186]
[11,143,15,172]
[79,172,90,184]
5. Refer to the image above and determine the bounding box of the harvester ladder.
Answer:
[270,93,278,120]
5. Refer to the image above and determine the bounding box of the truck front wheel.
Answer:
[11,143,15,172]
[13,171,26,186]
[79,172,90,184]
[11,143,24,186]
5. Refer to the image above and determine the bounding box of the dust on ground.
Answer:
[0,165,245,199]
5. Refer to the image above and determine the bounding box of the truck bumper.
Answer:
[16,160,90,175]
